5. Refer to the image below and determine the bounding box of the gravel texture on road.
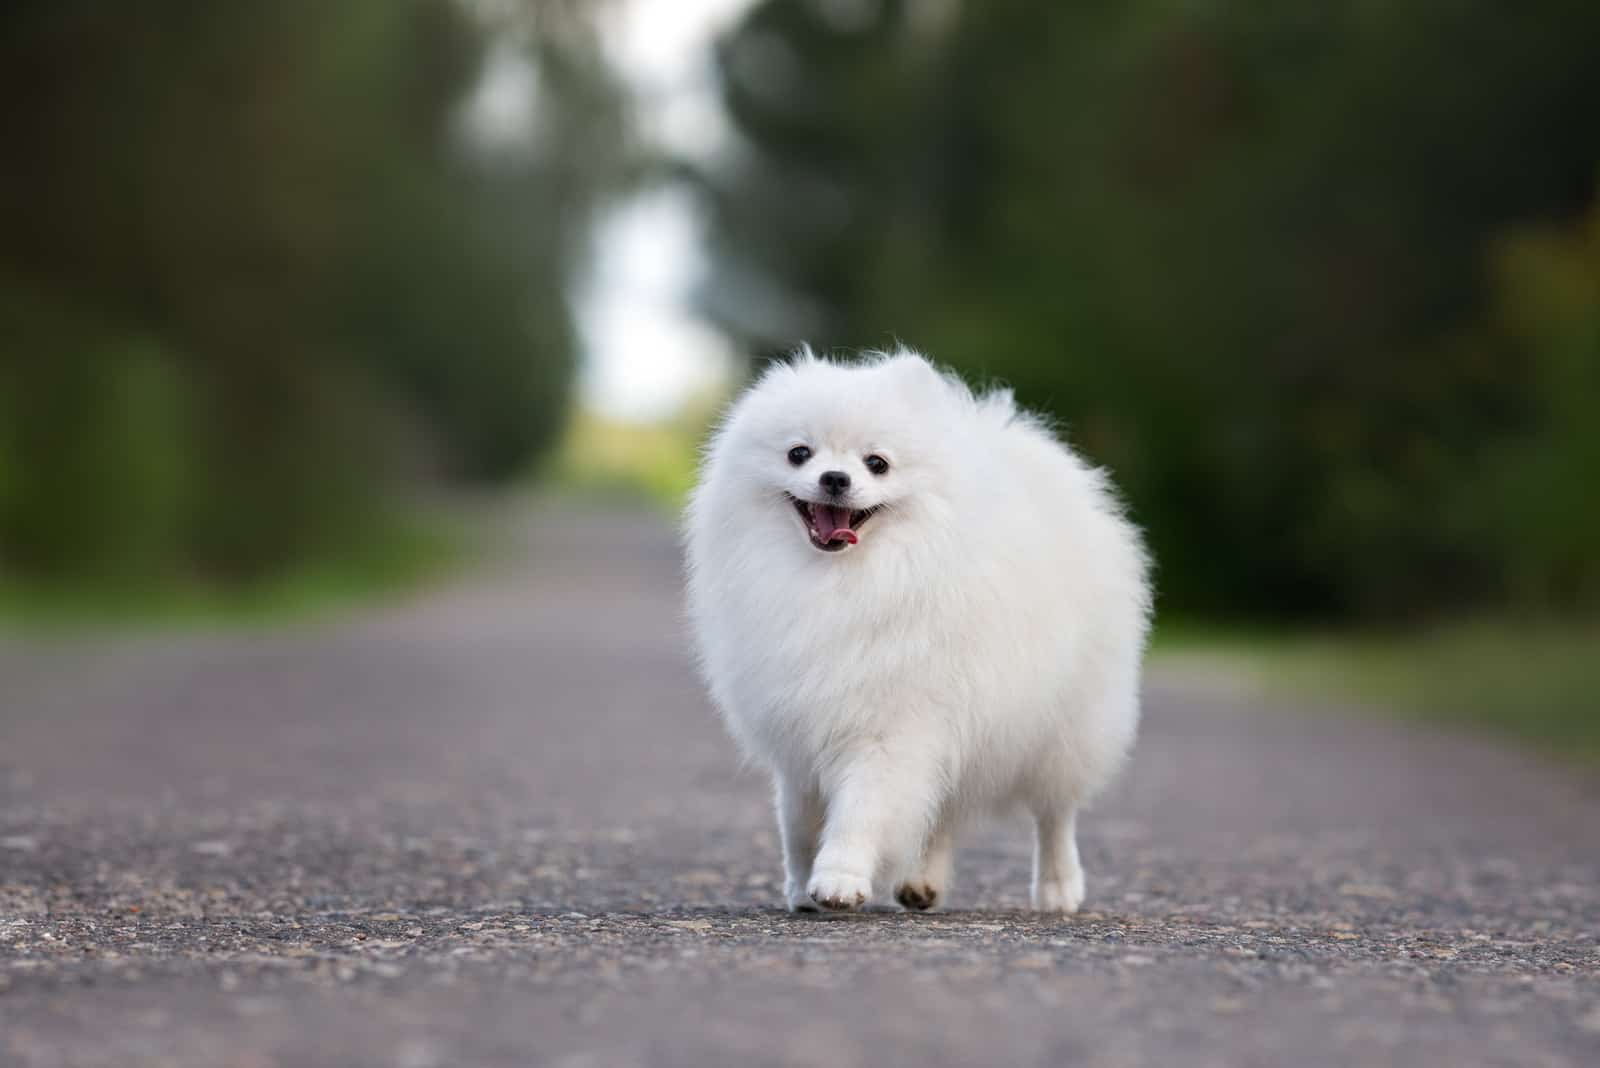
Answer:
[3,502,1598,1067]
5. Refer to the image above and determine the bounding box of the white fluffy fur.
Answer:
[685,348,1150,913]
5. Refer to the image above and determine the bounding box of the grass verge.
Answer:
[0,513,461,632]
[544,409,706,513]
[1153,619,1600,763]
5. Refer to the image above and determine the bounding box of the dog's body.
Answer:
[685,349,1150,912]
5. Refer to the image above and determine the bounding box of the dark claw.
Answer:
[895,884,938,911]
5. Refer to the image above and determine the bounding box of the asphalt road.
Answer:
[3,501,1598,1067]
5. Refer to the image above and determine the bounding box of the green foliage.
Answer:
[1467,199,1600,610]
[0,0,618,592]
[0,280,192,581]
[701,0,1600,620]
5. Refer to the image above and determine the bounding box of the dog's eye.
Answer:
[864,454,889,476]
[787,445,812,466]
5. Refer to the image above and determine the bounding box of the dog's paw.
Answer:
[1031,871,1085,914]
[785,880,821,913]
[807,870,870,912]
[893,881,941,911]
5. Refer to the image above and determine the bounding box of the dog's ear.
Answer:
[753,343,821,388]
[883,349,952,405]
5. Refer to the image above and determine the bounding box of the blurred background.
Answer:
[2,0,1597,753]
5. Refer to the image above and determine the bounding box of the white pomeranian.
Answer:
[685,347,1150,913]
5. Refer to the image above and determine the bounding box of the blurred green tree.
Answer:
[699,0,1600,619]
[0,0,620,587]
[1478,193,1600,611]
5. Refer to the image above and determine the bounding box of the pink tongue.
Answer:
[811,504,858,544]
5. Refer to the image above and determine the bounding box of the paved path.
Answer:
[2,502,1598,1067]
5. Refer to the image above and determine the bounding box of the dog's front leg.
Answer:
[1031,802,1085,913]
[807,741,942,912]
[774,773,824,912]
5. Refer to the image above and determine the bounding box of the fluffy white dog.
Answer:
[685,348,1150,913]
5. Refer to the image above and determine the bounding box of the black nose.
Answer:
[819,470,851,496]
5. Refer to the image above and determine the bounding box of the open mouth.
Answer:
[788,495,881,552]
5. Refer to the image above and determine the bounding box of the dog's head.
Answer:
[702,348,968,556]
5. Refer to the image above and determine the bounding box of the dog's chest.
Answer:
[737,584,973,711]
